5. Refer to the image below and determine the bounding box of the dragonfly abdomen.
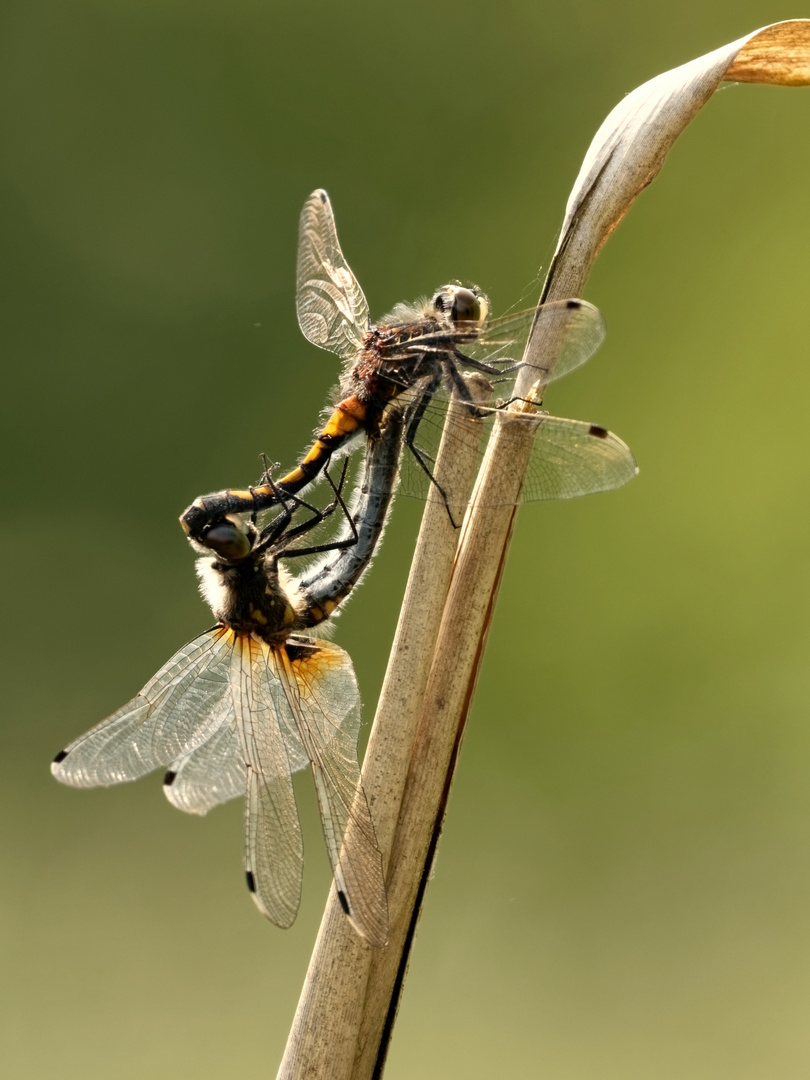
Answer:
[271,396,370,493]
[297,405,405,625]
[179,398,371,543]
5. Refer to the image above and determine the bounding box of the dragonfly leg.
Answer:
[279,462,359,560]
[253,479,298,548]
[495,393,542,411]
[251,458,356,553]
[442,356,494,419]
[404,374,461,529]
[453,350,521,379]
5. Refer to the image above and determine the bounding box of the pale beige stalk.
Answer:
[354,402,539,1078]
[277,398,487,1079]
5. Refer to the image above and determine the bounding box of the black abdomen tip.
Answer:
[588,425,608,439]
[53,749,68,764]
[246,871,256,893]
[163,770,177,786]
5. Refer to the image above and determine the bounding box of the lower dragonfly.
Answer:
[182,189,637,544]
[51,406,406,946]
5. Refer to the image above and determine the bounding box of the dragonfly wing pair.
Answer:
[52,626,388,946]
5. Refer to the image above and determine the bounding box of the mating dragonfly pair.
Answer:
[52,190,638,945]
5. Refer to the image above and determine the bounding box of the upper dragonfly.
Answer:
[52,405,407,947]
[181,189,636,543]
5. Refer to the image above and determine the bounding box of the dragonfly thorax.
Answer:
[352,325,442,404]
[197,552,301,642]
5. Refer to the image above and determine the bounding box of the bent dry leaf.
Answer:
[533,19,810,332]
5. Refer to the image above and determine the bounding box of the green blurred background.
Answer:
[4,2,810,1077]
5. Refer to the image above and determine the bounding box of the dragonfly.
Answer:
[181,189,636,544]
[51,406,407,947]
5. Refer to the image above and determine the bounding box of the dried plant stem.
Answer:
[354,408,537,1078]
[277,402,486,1080]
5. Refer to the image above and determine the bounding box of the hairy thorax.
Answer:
[353,320,442,405]
[197,555,303,643]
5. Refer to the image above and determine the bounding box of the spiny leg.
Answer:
[280,463,360,560]
[403,372,461,529]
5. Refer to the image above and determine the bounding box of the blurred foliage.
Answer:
[3,2,810,1078]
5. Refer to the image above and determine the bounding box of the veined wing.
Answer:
[164,718,246,815]
[52,628,234,788]
[297,189,370,361]
[462,299,606,385]
[396,401,638,507]
[512,412,638,501]
[164,633,310,816]
[274,636,388,947]
[230,634,306,931]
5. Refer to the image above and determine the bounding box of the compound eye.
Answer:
[451,288,482,324]
[203,517,253,562]
[433,285,488,324]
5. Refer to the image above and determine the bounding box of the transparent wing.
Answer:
[164,636,310,816]
[163,715,245,815]
[275,636,388,947]
[520,298,607,385]
[457,306,535,364]
[296,189,370,360]
[462,299,606,384]
[396,400,638,507]
[514,413,638,500]
[231,635,305,930]
[51,628,233,788]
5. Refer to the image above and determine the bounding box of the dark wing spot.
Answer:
[588,425,609,439]
[53,749,68,764]
[566,299,582,310]
[337,889,350,915]
[164,770,177,786]
[246,871,256,893]
[318,191,327,204]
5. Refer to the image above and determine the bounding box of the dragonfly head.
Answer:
[432,284,489,327]
[196,515,256,563]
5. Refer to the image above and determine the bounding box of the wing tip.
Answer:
[338,888,390,948]
[245,872,299,929]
